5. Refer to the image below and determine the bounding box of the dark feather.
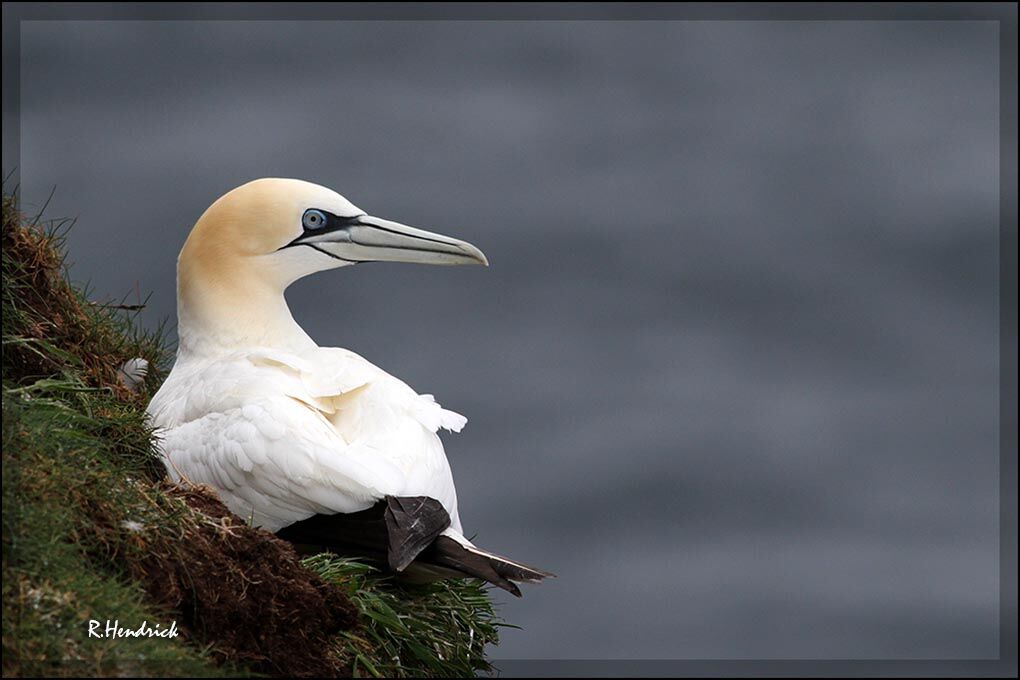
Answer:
[275,495,553,596]
[276,499,388,558]
[383,496,451,571]
[278,496,449,572]
[423,536,522,596]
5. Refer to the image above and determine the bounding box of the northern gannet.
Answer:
[147,178,550,595]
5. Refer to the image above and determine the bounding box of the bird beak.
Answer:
[291,214,488,266]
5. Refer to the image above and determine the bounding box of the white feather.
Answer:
[147,346,464,533]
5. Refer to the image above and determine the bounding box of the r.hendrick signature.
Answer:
[87,619,179,639]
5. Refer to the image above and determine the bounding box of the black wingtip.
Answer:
[275,497,550,596]
[383,496,451,572]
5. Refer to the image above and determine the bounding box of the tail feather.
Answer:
[425,537,555,597]
[460,543,555,584]
[426,536,522,596]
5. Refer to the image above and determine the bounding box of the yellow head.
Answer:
[176,178,487,353]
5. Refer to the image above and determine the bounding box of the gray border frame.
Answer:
[2,3,1015,677]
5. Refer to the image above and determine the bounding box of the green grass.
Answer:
[3,378,234,677]
[2,192,230,676]
[306,555,505,678]
[2,190,507,677]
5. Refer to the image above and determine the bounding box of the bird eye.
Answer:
[302,209,327,230]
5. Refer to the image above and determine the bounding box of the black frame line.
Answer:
[2,3,1015,678]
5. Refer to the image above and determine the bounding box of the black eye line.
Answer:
[279,209,368,253]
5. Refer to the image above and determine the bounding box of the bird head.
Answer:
[183,178,487,285]
[176,178,487,352]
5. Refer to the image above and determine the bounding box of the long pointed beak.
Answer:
[294,214,488,266]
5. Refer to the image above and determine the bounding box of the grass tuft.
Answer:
[305,554,505,678]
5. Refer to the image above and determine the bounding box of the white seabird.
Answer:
[147,178,550,595]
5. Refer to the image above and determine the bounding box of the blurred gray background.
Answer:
[18,19,999,659]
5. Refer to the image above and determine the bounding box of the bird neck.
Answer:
[175,254,317,358]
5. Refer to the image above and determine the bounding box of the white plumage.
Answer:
[148,345,466,535]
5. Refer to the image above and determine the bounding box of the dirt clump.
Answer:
[132,484,358,677]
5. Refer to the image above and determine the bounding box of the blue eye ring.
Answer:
[302,209,328,230]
